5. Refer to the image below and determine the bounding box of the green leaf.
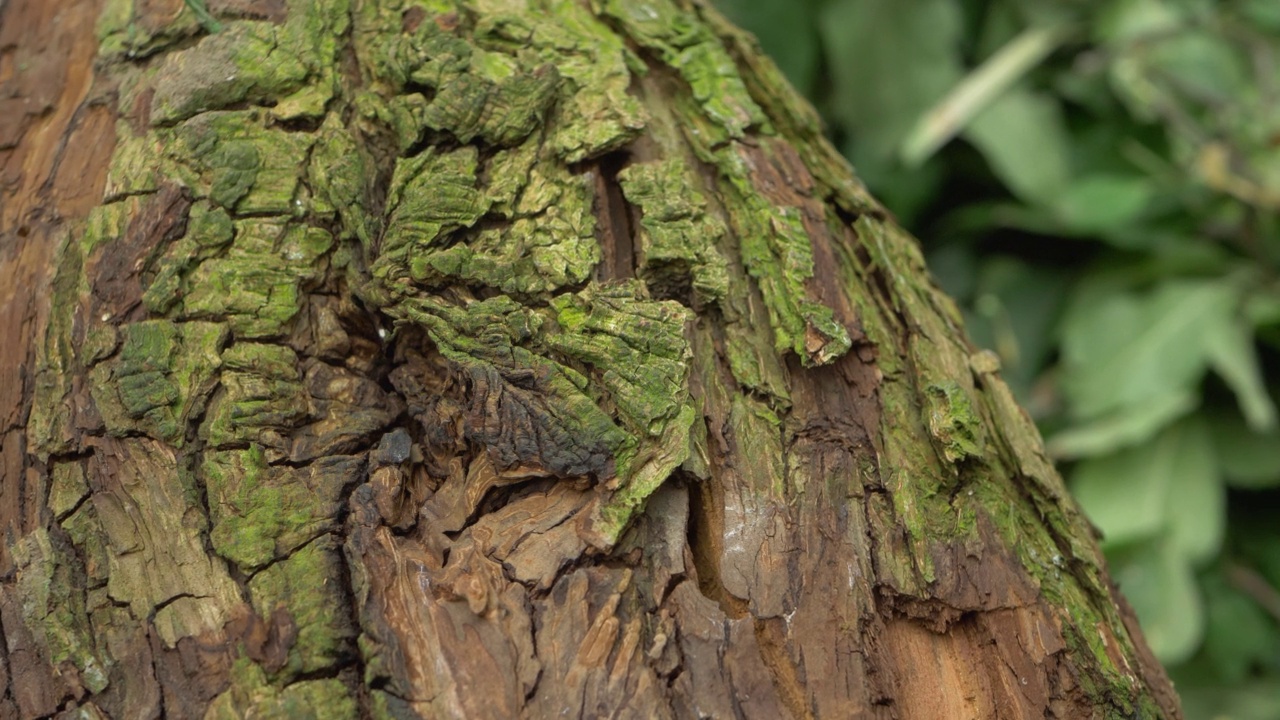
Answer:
[1240,0,1280,31]
[1206,317,1278,431]
[1146,30,1248,105]
[1209,407,1280,489]
[1245,287,1280,328]
[964,257,1071,402]
[1070,440,1162,547]
[1052,174,1154,235]
[1093,0,1182,45]
[979,258,1070,369]
[1110,537,1204,664]
[1163,417,1225,565]
[901,23,1071,166]
[819,0,963,171]
[1047,388,1197,459]
[1059,278,1239,421]
[1237,528,1280,597]
[1202,572,1280,684]
[963,87,1072,206]
[925,242,977,302]
[1176,677,1280,720]
[714,0,819,92]
[1071,416,1223,564]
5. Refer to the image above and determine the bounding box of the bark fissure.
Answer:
[591,150,638,284]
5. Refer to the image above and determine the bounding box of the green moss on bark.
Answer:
[247,536,355,677]
[840,207,1159,710]
[167,110,316,214]
[89,320,227,444]
[143,201,235,314]
[201,343,308,449]
[205,658,357,720]
[13,529,110,694]
[599,0,764,141]
[203,445,358,572]
[29,0,1174,714]
[617,158,730,303]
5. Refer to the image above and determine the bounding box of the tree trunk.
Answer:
[0,0,1181,717]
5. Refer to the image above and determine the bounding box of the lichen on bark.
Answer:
[5,0,1181,716]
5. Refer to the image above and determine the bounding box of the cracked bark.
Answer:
[0,0,1182,718]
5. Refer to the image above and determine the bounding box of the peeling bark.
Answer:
[0,0,1182,718]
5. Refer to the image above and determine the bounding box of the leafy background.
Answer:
[712,0,1280,716]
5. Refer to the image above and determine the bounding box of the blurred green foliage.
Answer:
[714,0,1280,715]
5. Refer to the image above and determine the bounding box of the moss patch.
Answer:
[165,110,315,215]
[247,535,356,677]
[205,658,357,720]
[618,157,730,303]
[203,445,359,572]
[12,529,110,694]
[201,343,308,449]
[599,0,764,141]
[89,320,227,444]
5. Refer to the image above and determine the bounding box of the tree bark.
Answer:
[0,0,1181,717]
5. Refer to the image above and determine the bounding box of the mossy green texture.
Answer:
[165,110,315,215]
[61,502,112,587]
[535,0,652,160]
[97,0,202,59]
[376,141,600,294]
[201,343,308,449]
[842,217,1154,708]
[203,445,357,572]
[102,125,170,200]
[599,0,764,140]
[247,536,355,677]
[967,354,1139,705]
[28,231,86,459]
[545,283,696,541]
[389,285,695,544]
[722,330,780,400]
[181,217,327,338]
[528,0,650,160]
[546,283,691,438]
[840,217,986,583]
[618,158,730,303]
[923,381,984,464]
[694,2,881,218]
[418,214,599,294]
[89,320,227,444]
[150,24,306,126]
[375,147,488,278]
[717,140,851,366]
[399,151,599,294]
[205,658,357,720]
[143,201,235,313]
[603,0,851,367]
[12,529,110,694]
[727,395,784,491]
[417,48,562,147]
[354,0,646,162]
[150,0,349,125]
[397,294,630,475]
[49,461,90,519]
[80,199,130,256]
[309,114,377,246]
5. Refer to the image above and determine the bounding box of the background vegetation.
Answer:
[713,0,1280,716]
